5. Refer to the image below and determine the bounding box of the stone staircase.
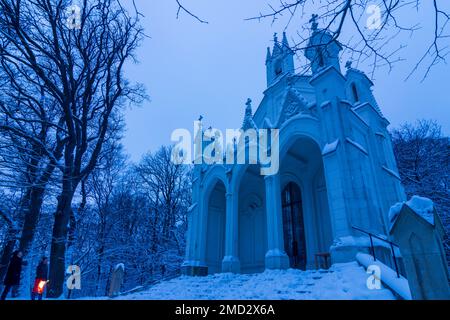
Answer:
[114,262,396,300]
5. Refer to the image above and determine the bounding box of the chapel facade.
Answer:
[182,21,406,276]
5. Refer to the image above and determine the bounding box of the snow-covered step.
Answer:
[356,252,412,300]
[114,262,396,300]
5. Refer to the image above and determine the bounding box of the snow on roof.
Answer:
[322,139,340,156]
[388,202,404,225]
[346,138,368,155]
[115,263,125,271]
[382,166,401,180]
[406,196,435,225]
[389,196,435,231]
[187,203,197,213]
[320,100,331,108]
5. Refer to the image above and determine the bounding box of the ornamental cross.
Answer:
[310,14,318,31]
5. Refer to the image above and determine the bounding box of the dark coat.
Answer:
[3,255,23,286]
[35,262,48,280]
[292,241,299,257]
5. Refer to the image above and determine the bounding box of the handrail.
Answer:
[352,226,401,278]
[352,226,399,247]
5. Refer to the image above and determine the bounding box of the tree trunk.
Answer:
[0,228,18,283]
[67,209,77,248]
[95,215,105,296]
[18,187,45,256]
[11,188,46,297]
[95,245,104,296]
[0,190,31,283]
[47,188,75,298]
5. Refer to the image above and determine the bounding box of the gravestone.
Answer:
[389,196,450,300]
[108,263,125,298]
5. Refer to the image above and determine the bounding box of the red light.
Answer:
[37,281,46,294]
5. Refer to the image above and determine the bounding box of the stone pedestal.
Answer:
[108,264,124,298]
[390,198,450,300]
[222,256,240,273]
[181,264,208,277]
[265,249,289,269]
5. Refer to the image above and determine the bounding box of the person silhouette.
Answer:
[1,251,23,300]
[292,240,299,268]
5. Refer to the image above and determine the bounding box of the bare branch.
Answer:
[249,0,450,79]
[175,0,208,24]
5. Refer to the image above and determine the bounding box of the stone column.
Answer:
[264,174,289,269]
[183,203,196,263]
[222,192,241,273]
[182,182,208,276]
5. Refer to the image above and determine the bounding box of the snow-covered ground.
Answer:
[114,262,396,300]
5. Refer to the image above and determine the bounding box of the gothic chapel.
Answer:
[182,19,406,276]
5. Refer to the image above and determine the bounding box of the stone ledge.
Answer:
[181,265,208,277]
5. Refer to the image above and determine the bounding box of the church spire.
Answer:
[266,47,272,63]
[281,32,290,52]
[242,98,257,130]
[266,32,295,87]
[272,32,282,56]
[310,14,319,32]
[304,13,342,74]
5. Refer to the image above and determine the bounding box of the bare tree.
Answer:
[137,146,191,242]
[60,145,190,298]
[392,120,449,261]
[86,142,126,296]
[0,194,21,283]
[0,0,145,297]
[136,146,191,273]
[249,0,449,79]
[0,76,66,295]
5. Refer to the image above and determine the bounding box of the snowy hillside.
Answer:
[114,262,395,300]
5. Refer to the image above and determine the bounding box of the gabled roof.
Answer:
[389,202,444,237]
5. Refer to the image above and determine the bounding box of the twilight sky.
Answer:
[123,0,450,161]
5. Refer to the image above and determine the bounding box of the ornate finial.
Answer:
[281,32,290,50]
[310,14,318,31]
[198,115,203,122]
[246,98,252,109]
[242,98,257,130]
[266,47,271,61]
[273,32,278,43]
[345,61,353,69]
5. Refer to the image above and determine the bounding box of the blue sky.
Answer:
[123,1,450,161]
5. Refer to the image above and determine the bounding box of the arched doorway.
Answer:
[238,165,267,273]
[282,182,307,269]
[280,136,333,269]
[205,180,226,274]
